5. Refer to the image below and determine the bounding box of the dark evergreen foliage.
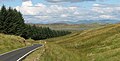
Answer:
[0,5,71,40]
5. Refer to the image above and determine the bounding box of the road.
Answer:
[0,44,42,61]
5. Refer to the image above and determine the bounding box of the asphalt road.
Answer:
[0,44,42,61]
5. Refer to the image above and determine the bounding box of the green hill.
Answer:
[0,33,33,54]
[24,23,120,61]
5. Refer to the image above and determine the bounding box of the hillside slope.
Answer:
[0,34,32,54]
[24,23,120,61]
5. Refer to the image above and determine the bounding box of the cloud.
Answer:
[16,0,39,15]
[0,0,30,2]
[91,4,120,20]
[45,0,96,3]
[0,0,14,2]
[22,0,33,6]
[22,0,30,2]
[99,15,115,19]
[15,0,120,23]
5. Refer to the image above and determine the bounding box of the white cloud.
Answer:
[22,0,33,6]
[93,4,101,7]
[35,16,51,20]
[99,15,115,19]
[16,1,43,15]
[45,0,96,3]
[15,1,120,23]
[61,14,68,17]
[92,4,114,14]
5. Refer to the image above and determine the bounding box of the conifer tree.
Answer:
[0,5,7,33]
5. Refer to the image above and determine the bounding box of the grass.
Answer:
[23,45,45,61]
[24,23,120,61]
[24,41,81,61]
[40,42,81,61]
[0,33,33,54]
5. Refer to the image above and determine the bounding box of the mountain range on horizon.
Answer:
[27,19,120,24]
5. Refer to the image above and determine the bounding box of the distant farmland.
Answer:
[29,23,106,31]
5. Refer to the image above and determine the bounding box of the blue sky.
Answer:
[1,0,120,7]
[0,0,120,23]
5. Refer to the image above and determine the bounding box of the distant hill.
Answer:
[49,19,120,24]
[49,23,68,25]
[26,19,120,24]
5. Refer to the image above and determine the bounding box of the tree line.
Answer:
[0,5,71,40]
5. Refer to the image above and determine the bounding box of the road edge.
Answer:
[17,45,44,61]
[0,45,32,56]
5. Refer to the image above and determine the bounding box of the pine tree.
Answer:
[0,5,7,33]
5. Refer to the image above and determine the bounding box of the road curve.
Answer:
[0,44,42,61]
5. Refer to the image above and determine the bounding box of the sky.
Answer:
[0,0,120,23]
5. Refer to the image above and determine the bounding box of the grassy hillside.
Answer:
[0,33,33,54]
[24,23,120,61]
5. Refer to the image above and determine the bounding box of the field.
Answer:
[30,23,106,31]
[24,23,120,61]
